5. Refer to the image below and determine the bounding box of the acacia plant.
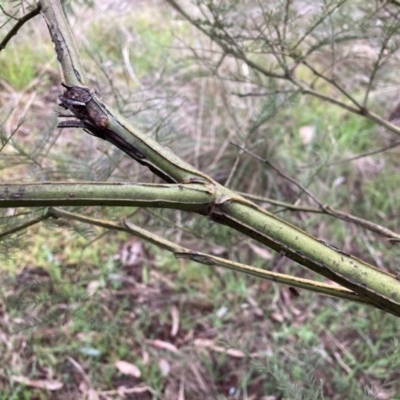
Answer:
[1,0,400,317]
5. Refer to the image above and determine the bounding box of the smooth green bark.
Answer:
[0,182,214,211]
[1,0,396,315]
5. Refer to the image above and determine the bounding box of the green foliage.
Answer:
[85,8,180,82]
[0,45,36,89]
[0,38,54,90]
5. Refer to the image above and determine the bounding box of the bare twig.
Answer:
[0,4,41,52]
[166,0,286,80]
[325,140,400,167]
[43,206,376,307]
[0,5,19,20]
[232,142,326,209]
[233,145,400,241]
[362,26,395,107]
[301,60,362,109]
[166,0,400,138]
[0,213,49,239]
[230,89,295,98]
[292,0,346,50]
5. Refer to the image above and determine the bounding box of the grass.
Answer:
[1,0,400,399]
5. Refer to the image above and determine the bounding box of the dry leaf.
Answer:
[354,156,384,177]
[87,388,100,400]
[193,338,214,348]
[270,311,285,323]
[170,305,180,337]
[178,378,185,400]
[298,125,315,145]
[12,376,63,391]
[142,350,150,365]
[68,356,90,384]
[99,385,154,397]
[332,176,345,187]
[225,348,246,358]
[115,360,141,378]
[193,339,246,358]
[158,358,171,377]
[87,281,102,296]
[120,240,143,266]
[117,385,154,394]
[216,306,228,318]
[146,339,180,354]
[79,381,89,393]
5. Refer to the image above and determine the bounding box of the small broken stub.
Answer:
[58,84,109,130]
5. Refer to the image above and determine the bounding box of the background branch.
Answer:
[166,0,400,137]
[0,3,41,52]
[44,206,378,308]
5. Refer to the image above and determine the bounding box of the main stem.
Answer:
[32,0,400,316]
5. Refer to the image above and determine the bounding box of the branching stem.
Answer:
[0,3,41,52]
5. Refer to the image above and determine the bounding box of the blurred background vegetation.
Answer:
[1,0,400,398]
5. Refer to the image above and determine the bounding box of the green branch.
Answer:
[0,182,214,211]
[47,206,380,309]
[39,0,85,85]
[2,180,400,316]
[20,0,400,316]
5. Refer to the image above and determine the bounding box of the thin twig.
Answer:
[238,192,320,212]
[362,29,393,107]
[230,89,294,98]
[0,120,23,153]
[166,1,400,139]
[292,0,346,51]
[0,213,49,239]
[233,145,400,240]
[232,142,326,209]
[0,5,19,20]
[165,0,286,80]
[325,140,400,167]
[301,60,362,109]
[44,206,374,306]
[0,4,41,52]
